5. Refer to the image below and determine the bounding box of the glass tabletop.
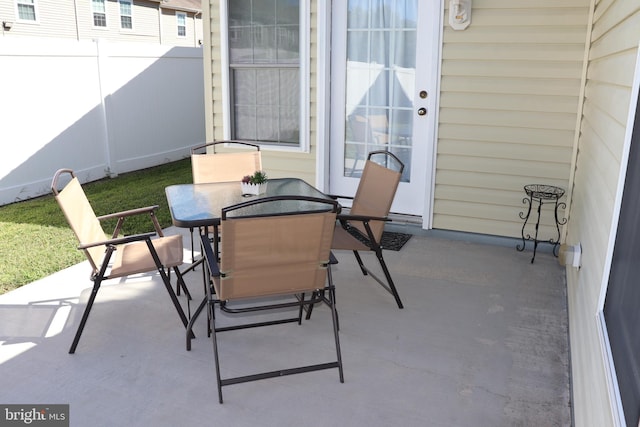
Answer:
[165,178,333,228]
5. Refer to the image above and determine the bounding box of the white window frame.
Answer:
[119,0,133,30]
[15,0,38,23]
[220,0,309,153]
[92,0,107,28]
[176,12,187,38]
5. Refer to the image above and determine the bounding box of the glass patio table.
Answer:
[165,178,335,350]
[165,178,333,229]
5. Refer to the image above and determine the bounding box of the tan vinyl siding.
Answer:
[434,0,590,238]
[0,2,11,21]
[565,0,640,425]
[3,0,77,39]
[203,1,222,140]
[204,0,318,185]
[160,9,201,47]
[28,1,77,38]
[124,1,160,41]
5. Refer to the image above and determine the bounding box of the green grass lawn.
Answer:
[0,159,192,295]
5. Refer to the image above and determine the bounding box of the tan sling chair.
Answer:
[191,140,262,185]
[51,169,191,354]
[330,150,405,309]
[188,140,262,264]
[199,195,344,403]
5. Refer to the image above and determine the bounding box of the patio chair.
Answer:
[191,140,262,185]
[199,195,344,403]
[189,140,262,262]
[330,150,405,309]
[51,169,191,354]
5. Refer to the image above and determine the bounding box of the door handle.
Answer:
[417,107,427,116]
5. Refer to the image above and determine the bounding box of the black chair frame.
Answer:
[331,150,405,309]
[198,195,344,403]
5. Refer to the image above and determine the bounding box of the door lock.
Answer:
[417,107,427,116]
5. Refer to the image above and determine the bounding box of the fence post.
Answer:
[95,39,117,177]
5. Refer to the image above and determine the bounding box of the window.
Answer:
[226,0,305,148]
[16,0,36,21]
[119,0,132,29]
[176,12,186,37]
[92,0,106,27]
[603,75,640,427]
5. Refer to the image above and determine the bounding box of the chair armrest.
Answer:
[336,213,390,223]
[77,232,156,250]
[336,214,390,249]
[200,233,220,278]
[96,205,159,221]
[97,205,163,238]
[326,194,353,201]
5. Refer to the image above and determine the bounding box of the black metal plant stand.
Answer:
[517,184,567,263]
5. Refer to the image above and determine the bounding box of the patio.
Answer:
[0,225,571,427]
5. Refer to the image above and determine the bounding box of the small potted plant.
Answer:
[241,170,268,196]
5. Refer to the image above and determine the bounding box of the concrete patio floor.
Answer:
[0,226,571,427]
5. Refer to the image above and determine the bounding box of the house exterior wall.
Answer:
[0,0,77,38]
[203,0,318,185]
[435,0,590,238]
[565,0,640,425]
[160,8,202,47]
[204,0,588,237]
[0,0,202,47]
[75,0,160,44]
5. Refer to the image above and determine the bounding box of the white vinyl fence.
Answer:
[0,37,205,205]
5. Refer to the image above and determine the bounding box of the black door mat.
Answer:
[381,231,412,251]
[345,228,413,251]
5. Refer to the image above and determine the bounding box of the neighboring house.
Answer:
[0,0,202,47]
[202,1,640,426]
[0,0,205,205]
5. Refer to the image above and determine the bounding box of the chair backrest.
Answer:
[51,169,107,273]
[350,151,404,243]
[191,140,262,184]
[216,197,338,300]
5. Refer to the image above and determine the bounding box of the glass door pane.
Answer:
[343,0,417,182]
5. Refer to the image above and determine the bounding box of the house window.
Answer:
[603,77,640,427]
[92,0,107,27]
[119,0,132,29]
[176,12,186,37]
[16,0,36,21]
[226,0,304,148]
